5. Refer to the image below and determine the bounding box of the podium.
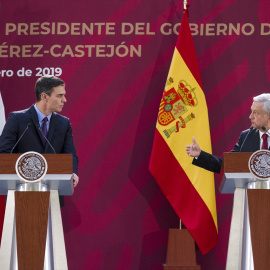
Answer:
[0,154,74,270]
[219,152,270,270]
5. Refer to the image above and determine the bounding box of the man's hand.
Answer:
[71,173,79,187]
[185,137,201,158]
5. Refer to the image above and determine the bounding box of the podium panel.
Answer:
[15,192,50,270]
[247,189,270,270]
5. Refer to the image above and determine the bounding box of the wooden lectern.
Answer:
[0,154,73,270]
[219,152,270,270]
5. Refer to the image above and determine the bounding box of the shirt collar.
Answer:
[259,129,270,138]
[34,104,52,123]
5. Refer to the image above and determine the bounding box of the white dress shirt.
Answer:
[259,129,270,149]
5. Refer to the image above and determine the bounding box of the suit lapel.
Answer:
[248,129,260,152]
[29,105,44,145]
[45,112,56,152]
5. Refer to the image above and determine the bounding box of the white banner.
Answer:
[0,92,5,135]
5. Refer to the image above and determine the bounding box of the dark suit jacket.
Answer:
[192,128,260,174]
[0,105,78,174]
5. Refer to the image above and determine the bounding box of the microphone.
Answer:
[262,126,270,136]
[11,123,31,153]
[38,126,56,154]
[239,126,253,152]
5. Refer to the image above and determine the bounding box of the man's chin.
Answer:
[253,125,264,131]
[55,107,63,112]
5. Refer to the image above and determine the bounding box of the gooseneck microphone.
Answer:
[38,126,56,154]
[239,126,253,152]
[262,126,270,136]
[11,123,32,153]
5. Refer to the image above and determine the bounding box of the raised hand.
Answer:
[185,136,201,158]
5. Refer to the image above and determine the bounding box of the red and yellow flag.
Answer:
[149,8,217,254]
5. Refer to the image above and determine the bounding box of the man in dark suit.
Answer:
[185,93,270,173]
[0,76,79,188]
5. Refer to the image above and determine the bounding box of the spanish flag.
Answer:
[149,8,217,254]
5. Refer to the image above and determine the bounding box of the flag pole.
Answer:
[183,0,187,10]
[179,0,187,232]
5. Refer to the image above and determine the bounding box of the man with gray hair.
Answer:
[185,93,270,173]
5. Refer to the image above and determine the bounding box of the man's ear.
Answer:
[40,92,47,101]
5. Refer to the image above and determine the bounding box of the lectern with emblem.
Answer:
[219,150,270,270]
[0,152,73,270]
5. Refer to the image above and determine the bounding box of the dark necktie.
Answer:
[262,133,268,150]
[42,117,48,146]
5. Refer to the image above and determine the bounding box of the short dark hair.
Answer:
[35,76,65,101]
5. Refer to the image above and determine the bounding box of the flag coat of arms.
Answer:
[149,8,218,254]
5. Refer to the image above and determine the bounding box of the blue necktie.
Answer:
[42,117,48,146]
